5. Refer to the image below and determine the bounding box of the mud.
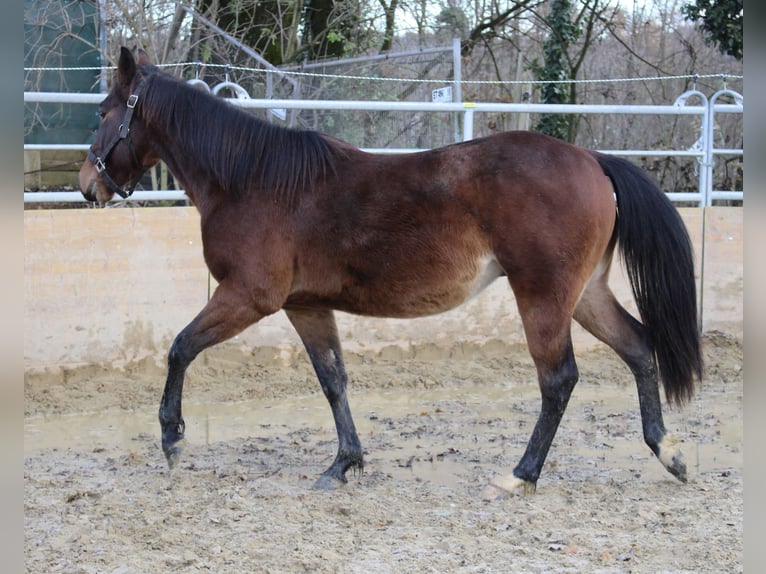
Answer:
[24,332,742,573]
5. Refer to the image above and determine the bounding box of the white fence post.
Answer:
[674,89,709,208]
[462,104,475,141]
[707,89,744,206]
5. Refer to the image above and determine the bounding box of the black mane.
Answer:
[137,68,337,209]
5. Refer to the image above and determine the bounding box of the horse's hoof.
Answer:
[313,473,347,491]
[656,434,688,483]
[163,439,186,470]
[665,454,688,483]
[483,474,536,500]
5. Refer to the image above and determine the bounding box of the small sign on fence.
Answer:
[269,108,287,121]
[431,86,452,103]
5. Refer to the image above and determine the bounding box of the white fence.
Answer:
[24,87,743,206]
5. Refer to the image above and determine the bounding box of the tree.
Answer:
[459,0,543,56]
[300,0,394,60]
[189,0,302,65]
[526,0,617,141]
[378,0,400,52]
[530,0,580,140]
[681,0,742,60]
[302,0,356,60]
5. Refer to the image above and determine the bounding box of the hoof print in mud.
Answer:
[482,484,511,502]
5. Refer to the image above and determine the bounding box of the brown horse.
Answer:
[79,47,702,496]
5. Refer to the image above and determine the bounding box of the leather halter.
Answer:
[87,75,152,199]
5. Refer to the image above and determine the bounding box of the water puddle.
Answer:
[24,386,510,452]
[25,382,742,481]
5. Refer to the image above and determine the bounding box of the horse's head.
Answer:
[79,47,161,203]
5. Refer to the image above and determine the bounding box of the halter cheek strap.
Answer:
[87,80,151,199]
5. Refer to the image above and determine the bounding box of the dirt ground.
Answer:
[24,331,742,573]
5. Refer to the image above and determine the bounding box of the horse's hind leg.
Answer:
[159,280,265,468]
[573,263,687,482]
[284,307,363,490]
[486,294,580,498]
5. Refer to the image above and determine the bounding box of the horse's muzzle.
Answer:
[79,157,104,202]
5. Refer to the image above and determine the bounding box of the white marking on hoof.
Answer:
[657,434,682,469]
[656,434,688,482]
[482,474,535,500]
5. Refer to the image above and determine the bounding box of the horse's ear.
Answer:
[136,49,152,66]
[117,46,136,86]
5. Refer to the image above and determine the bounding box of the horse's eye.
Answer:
[96,110,105,120]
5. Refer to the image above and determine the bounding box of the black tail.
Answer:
[594,152,702,406]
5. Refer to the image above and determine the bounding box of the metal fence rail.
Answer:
[24,89,743,206]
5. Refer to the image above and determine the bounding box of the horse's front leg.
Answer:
[285,307,363,489]
[159,279,265,469]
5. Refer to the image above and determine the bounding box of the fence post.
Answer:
[452,38,462,144]
[463,104,475,141]
[707,88,744,206]
[674,89,708,207]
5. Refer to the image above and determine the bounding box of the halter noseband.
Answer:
[87,76,152,199]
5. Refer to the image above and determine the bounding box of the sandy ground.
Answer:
[24,331,742,573]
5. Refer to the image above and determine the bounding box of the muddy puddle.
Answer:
[25,376,741,484]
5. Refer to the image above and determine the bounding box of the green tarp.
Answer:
[24,0,101,145]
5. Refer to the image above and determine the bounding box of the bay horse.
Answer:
[79,47,702,496]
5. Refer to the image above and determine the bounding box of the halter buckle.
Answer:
[127,94,139,108]
[94,157,106,173]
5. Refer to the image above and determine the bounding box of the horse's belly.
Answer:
[343,254,505,318]
[460,254,505,303]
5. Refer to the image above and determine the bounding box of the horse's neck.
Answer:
[144,109,218,213]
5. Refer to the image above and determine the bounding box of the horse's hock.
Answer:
[24,206,742,374]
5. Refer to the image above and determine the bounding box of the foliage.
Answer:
[682,0,742,61]
[301,0,362,60]
[436,6,469,38]
[529,0,581,141]
[194,0,295,65]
